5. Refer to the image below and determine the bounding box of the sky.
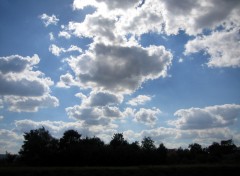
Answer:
[0,0,240,153]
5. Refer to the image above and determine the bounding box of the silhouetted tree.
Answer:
[110,133,128,148]
[141,137,156,164]
[220,139,237,154]
[157,143,168,164]
[141,137,156,151]
[59,129,82,165]
[16,127,240,166]
[19,127,58,165]
[189,143,202,154]
[60,129,81,149]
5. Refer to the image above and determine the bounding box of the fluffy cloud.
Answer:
[0,54,39,74]
[58,31,71,39]
[134,108,161,126]
[0,129,23,153]
[68,13,119,43]
[56,73,79,88]
[14,119,116,141]
[39,13,59,27]
[4,95,59,112]
[160,0,240,35]
[127,95,152,106]
[116,1,164,36]
[49,44,82,56]
[95,0,140,10]
[66,91,123,126]
[49,44,64,56]
[0,54,59,112]
[72,0,98,10]
[169,104,240,129]
[49,32,55,41]
[69,0,240,69]
[68,43,172,94]
[185,28,240,68]
[86,91,123,107]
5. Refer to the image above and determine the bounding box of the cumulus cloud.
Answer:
[56,73,79,88]
[86,91,123,107]
[169,104,240,129]
[0,54,59,112]
[49,44,65,56]
[66,91,123,124]
[66,90,124,126]
[68,13,118,43]
[134,108,161,126]
[49,44,82,56]
[39,13,59,27]
[185,28,240,68]
[72,0,98,10]
[127,95,152,106]
[4,95,59,112]
[49,32,55,41]
[0,54,39,74]
[68,43,172,94]
[116,1,164,36]
[0,129,23,153]
[58,31,71,39]
[160,0,240,35]
[96,0,140,10]
[14,119,119,149]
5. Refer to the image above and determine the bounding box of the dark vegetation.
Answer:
[1,127,240,167]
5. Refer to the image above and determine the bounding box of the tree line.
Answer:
[1,127,240,166]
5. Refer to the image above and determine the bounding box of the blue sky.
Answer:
[1,0,240,153]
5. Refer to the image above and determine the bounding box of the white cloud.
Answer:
[0,99,3,109]
[96,0,140,10]
[72,0,98,10]
[116,1,164,36]
[68,13,119,44]
[127,95,152,106]
[49,44,82,56]
[0,116,3,120]
[68,0,240,69]
[58,31,71,39]
[49,32,55,41]
[0,54,39,74]
[14,119,117,145]
[178,58,184,63]
[160,0,240,35]
[56,73,79,88]
[66,91,124,126]
[4,95,59,112]
[169,104,240,129]
[68,43,172,94]
[0,54,59,112]
[39,13,59,27]
[67,45,83,53]
[102,106,122,118]
[86,91,123,107]
[49,44,65,56]
[185,28,240,68]
[0,129,23,153]
[134,108,161,126]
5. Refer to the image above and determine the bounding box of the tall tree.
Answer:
[110,133,128,148]
[19,127,58,165]
[141,137,156,151]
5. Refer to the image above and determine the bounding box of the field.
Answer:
[0,165,239,176]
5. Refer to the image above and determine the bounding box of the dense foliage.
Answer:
[1,127,240,166]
